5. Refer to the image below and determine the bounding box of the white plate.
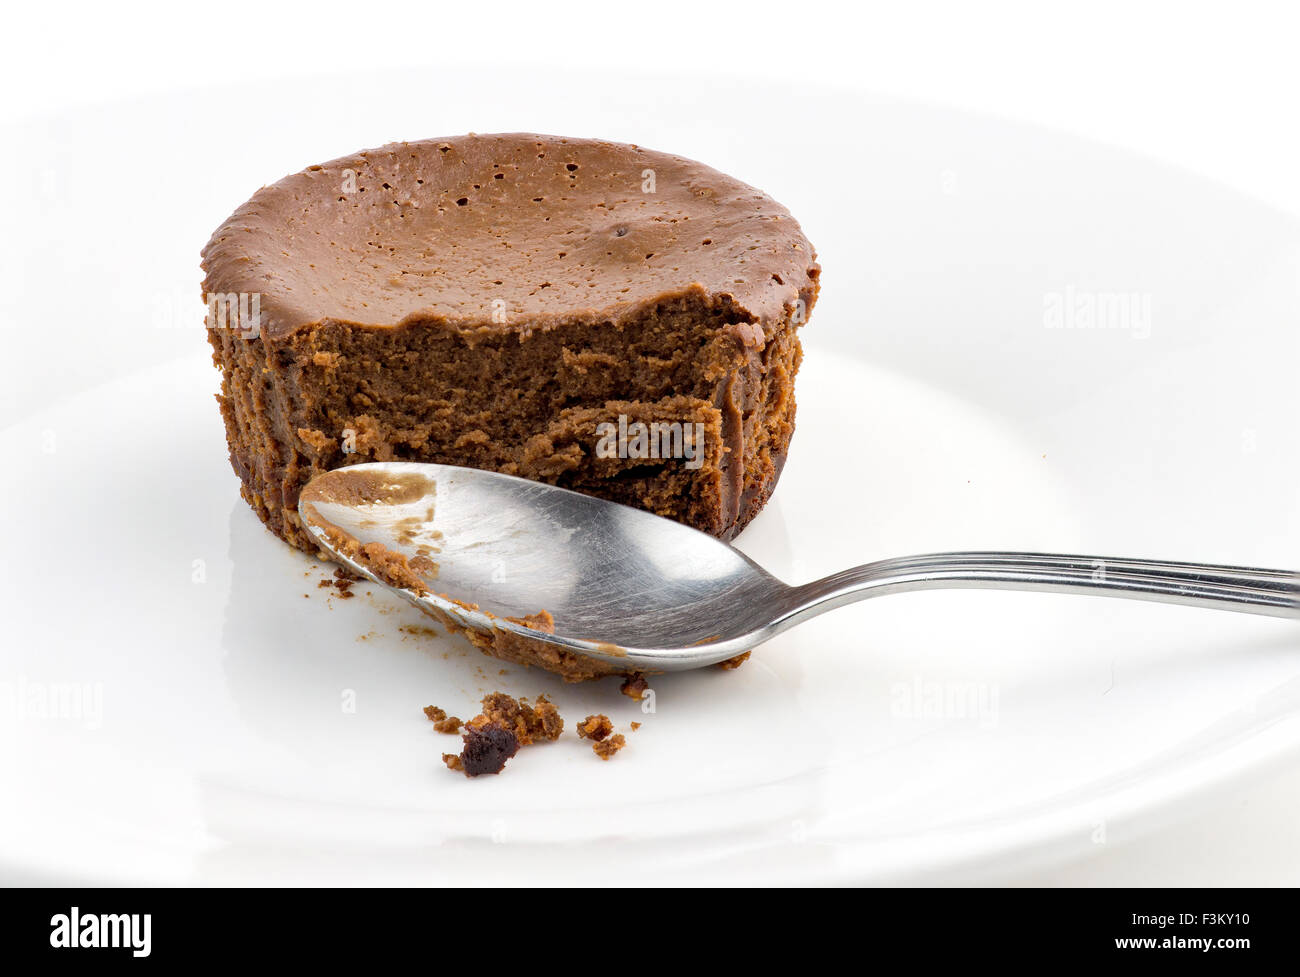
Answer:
[1,70,1298,885]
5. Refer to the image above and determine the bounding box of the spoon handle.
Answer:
[786,552,1300,621]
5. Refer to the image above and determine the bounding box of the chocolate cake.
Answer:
[203,134,820,551]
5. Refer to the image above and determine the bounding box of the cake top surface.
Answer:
[201,133,819,340]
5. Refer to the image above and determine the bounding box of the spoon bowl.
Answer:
[299,462,788,671]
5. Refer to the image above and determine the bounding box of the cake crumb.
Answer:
[576,714,614,742]
[401,625,440,639]
[592,734,626,761]
[630,722,641,731]
[471,691,563,745]
[423,704,462,733]
[620,673,649,700]
[718,651,751,670]
[445,722,519,777]
[514,609,556,633]
[332,567,360,598]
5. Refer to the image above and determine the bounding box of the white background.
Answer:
[5,0,1299,886]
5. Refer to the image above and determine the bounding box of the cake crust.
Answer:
[202,133,817,340]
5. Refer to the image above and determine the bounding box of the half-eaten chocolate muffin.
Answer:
[202,133,820,552]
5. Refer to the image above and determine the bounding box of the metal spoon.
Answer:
[299,462,1299,673]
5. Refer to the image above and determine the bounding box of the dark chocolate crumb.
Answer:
[458,722,519,776]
